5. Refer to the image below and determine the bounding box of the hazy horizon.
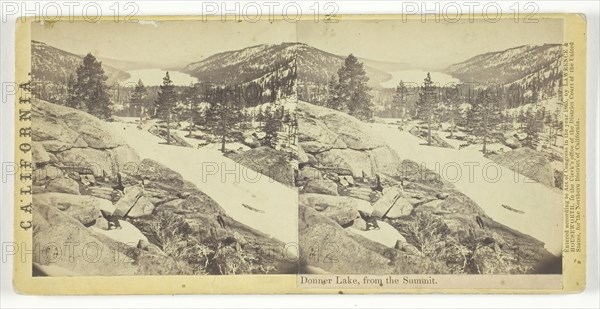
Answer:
[32,20,297,69]
[297,18,563,70]
[32,18,563,70]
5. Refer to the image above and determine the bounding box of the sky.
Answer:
[297,17,564,70]
[32,19,297,68]
[32,17,563,70]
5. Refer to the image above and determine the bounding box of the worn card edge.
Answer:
[12,13,587,295]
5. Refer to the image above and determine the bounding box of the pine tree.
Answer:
[517,108,527,129]
[467,88,502,154]
[445,85,460,138]
[130,79,147,122]
[325,74,341,110]
[206,86,243,153]
[530,76,540,103]
[336,54,373,120]
[155,72,178,145]
[74,53,113,119]
[523,107,540,149]
[181,84,201,137]
[393,81,407,119]
[255,106,265,128]
[417,73,437,145]
[288,111,298,146]
[262,105,282,148]
[239,109,252,131]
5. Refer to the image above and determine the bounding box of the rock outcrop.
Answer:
[298,102,400,179]
[33,203,137,276]
[299,193,364,226]
[32,100,296,276]
[299,206,394,274]
[227,146,295,187]
[113,186,155,218]
[32,100,139,177]
[487,147,555,187]
[371,187,413,219]
[298,102,557,275]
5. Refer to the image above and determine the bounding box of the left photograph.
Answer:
[30,20,299,276]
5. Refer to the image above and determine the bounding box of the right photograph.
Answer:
[296,18,565,275]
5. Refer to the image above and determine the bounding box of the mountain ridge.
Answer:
[32,40,131,84]
[183,42,393,88]
[443,43,562,87]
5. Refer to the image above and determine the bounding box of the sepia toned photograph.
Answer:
[9,10,588,295]
[296,18,566,276]
[29,20,299,276]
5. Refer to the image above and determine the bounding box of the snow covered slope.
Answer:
[444,44,562,85]
[108,122,298,245]
[370,123,563,255]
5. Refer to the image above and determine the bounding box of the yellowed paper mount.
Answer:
[14,14,586,294]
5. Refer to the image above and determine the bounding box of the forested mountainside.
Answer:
[296,43,391,88]
[444,44,563,103]
[31,40,130,102]
[182,43,297,105]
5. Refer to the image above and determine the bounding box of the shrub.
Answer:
[132,210,276,275]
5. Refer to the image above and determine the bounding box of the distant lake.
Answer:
[123,69,198,87]
[380,70,461,88]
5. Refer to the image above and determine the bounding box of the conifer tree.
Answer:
[262,105,282,148]
[445,85,460,138]
[335,54,373,120]
[255,106,265,128]
[155,72,178,144]
[467,88,502,154]
[517,108,527,129]
[206,86,243,153]
[74,53,113,119]
[523,107,541,149]
[181,84,201,137]
[417,73,437,145]
[393,81,407,119]
[130,79,147,122]
[325,74,341,110]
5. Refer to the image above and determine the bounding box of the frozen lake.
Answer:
[380,70,461,88]
[123,69,198,86]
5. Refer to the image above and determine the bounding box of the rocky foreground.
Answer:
[297,102,560,274]
[32,100,296,276]
[487,147,560,189]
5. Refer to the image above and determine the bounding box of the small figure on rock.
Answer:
[100,209,121,230]
[106,215,122,230]
[371,174,384,193]
[358,211,380,231]
[113,172,125,193]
